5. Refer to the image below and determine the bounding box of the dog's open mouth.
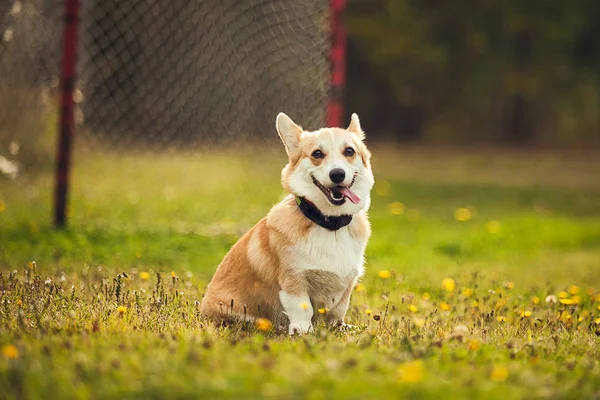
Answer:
[311,175,360,206]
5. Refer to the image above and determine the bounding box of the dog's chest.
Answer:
[290,226,365,283]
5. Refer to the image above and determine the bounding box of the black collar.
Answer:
[296,197,352,231]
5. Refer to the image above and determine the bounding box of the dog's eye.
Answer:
[343,147,355,157]
[312,149,324,159]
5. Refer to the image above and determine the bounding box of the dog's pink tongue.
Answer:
[338,187,361,204]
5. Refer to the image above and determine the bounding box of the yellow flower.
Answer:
[531,296,540,305]
[568,285,580,295]
[560,311,572,322]
[471,300,479,307]
[486,220,501,234]
[256,318,273,332]
[170,271,176,278]
[365,309,372,315]
[559,291,569,299]
[422,292,431,301]
[378,270,391,279]
[442,278,455,292]
[490,365,509,382]
[317,307,329,314]
[117,306,127,315]
[2,344,19,359]
[355,283,366,293]
[440,302,451,311]
[462,288,473,297]
[520,310,532,318]
[505,281,515,290]
[496,316,506,323]
[388,202,405,215]
[571,295,581,304]
[408,305,418,313]
[468,339,481,351]
[595,294,600,302]
[454,208,473,222]
[375,180,391,197]
[300,302,309,310]
[139,272,150,280]
[397,360,425,383]
[594,317,600,325]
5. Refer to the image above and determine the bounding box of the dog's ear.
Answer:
[276,113,303,156]
[347,113,365,141]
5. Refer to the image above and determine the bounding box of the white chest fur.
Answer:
[290,224,366,281]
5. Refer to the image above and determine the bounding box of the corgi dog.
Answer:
[201,113,374,334]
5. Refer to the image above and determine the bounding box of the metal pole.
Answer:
[326,0,347,128]
[54,0,79,228]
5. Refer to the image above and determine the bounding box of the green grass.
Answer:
[1,146,600,399]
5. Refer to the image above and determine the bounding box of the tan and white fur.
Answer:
[201,113,374,335]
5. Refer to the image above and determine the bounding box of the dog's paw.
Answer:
[288,321,313,336]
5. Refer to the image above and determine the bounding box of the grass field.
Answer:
[1,145,600,399]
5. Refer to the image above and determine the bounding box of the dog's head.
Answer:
[276,112,374,216]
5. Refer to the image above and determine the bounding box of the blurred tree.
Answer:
[345,0,600,145]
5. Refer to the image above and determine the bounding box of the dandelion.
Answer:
[560,311,572,322]
[2,344,19,359]
[355,283,366,293]
[595,294,600,302]
[496,316,506,323]
[422,292,431,301]
[171,271,176,278]
[408,304,418,313]
[531,296,540,305]
[256,318,273,332]
[490,365,509,382]
[365,309,372,315]
[520,310,532,318]
[440,302,451,311]
[505,281,515,290]
[299,302,309,310]
[545,295,557,304]
[568,285,580,295]
[594,318,600,325]
[462,288,473,297]
[139,272,150,280]
[117,306,127,315]
[454,208,473,222]
[317,307,329,314]
[468,339,481,351]
[442,278,455,292]
[486,220,501,234]
[388,202,405,215]
[471,300,479,307]
[559,291,568,299]
[397,360,425,383]
[378,270,391,279]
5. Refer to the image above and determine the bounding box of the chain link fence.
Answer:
[0,0,331,231]
[1,0,330,175]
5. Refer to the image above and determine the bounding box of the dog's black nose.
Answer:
[329,168,346,184]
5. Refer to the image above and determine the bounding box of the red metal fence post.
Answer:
[326,0,347,128]
[54,0,80,228]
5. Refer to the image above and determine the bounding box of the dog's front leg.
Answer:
[279,290,313,335]
[327,284,354,329]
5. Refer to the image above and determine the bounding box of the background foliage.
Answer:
[346,0,600,145]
